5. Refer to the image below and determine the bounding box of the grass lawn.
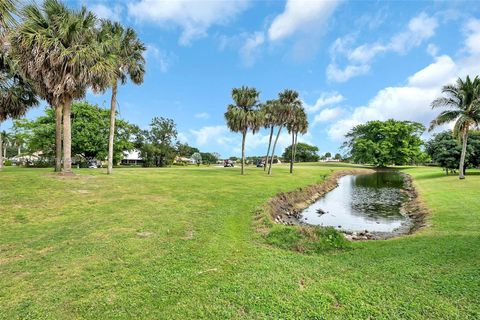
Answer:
[0,164,479,319]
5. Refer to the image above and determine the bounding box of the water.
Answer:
[300,171,409,233]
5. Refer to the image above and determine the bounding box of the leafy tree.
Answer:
[425,130,480,175]
[268,89,300,175]
[0,0,16,32]
[224,86,262,175]
[96,21,146,175]
[282,143,319,163]
[325,152,332,158]
[12,0,110,172]
[343,119,425,167]
[14,102,135,165]
[261,100,279,172]
[429,76,480,179]
[176,142,199,157]
[139,117,178,167]
[334,153,342,160]
[200,152,218,165]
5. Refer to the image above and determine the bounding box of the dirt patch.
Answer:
[266,169,429,241]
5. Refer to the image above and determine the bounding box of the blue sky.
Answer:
[5,0,480,158]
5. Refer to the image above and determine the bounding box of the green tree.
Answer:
[282,143,319,163]
[0,0,16,32]
[425,130,480,175]
[334,153,342,160]
[97,21,146,175]
[176,142,199,157]
[200,152,218,165]
[139,117,178,167]
[268,89,300,175]
[224,86,262,175]
[261,100,279,172]
[14,102,135,165]
[343,119,425,167]
[191,152,202,166]
[12,0,111,173]
[429,76,480,179]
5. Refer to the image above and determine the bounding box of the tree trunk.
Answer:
[241,130,246,175]
[289,131,294,174]
[107,81,118,175]
[55,104,62,172]
[268,126,282,175]
[293,131,298,165]
[459,128,468,179]
[17,145,21,156]
[264,126,274,171]
[62,98,73,173]
[0,128,3,170]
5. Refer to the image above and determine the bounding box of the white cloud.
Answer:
[327,45,480,141]
[313,107,344,125]
[268,0,340,41]
[464,19,480,55]
[190,125,231,146]
[239,32,265,67]
[177,132,188,143]
[426,43,439,57]
[128,0,250,45]
[91,3,123,21]
[303,92,344,113]
[145,45,176,73]
[327,13,439,82]
[194,112,210,119]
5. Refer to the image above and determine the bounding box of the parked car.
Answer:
[87,160,98,169]
[223,159,234,167]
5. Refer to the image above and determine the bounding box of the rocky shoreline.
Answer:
[267,169,429,241]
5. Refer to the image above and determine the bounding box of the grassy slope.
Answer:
[0,164,479,319]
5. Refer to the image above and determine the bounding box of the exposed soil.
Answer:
[267,169,430,240]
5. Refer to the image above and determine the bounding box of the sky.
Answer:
[4,0,480,158]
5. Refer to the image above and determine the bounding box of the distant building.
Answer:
[122,150,143,165]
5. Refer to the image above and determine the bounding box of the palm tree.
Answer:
[0,0,16,32]
[287,106,308,174]
[267,89,301,175]
[261,100,279,171]
[429,76,480,179]
[11,0,111,173]
[224,86,261,175]
[97,21,146,175]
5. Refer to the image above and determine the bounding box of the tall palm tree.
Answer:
[267,89,301,175]
[429,76,480,179]
[287,105,308,174]
[261,100,279,171]
[224,86,261,175]
[97,21,146,175]
[11,0,111,173]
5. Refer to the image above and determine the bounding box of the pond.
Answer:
[300,171,411,234]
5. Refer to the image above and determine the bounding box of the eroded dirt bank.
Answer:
[267,169,429,240]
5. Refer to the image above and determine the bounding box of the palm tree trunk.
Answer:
[264,126,274,171]
[289,131,294,174]
[241,130,246,175]
[107,81,118,175]
[268,125,282,175]
[0,128,3,170]
[55,104,62,172]
[17,145,21,156]
[62,98,73,173]
[293,131,298,166]
[459,128,468,179]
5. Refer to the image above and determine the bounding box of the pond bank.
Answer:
[267,169,429,240]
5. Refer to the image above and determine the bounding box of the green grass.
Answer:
[0,164,479,319]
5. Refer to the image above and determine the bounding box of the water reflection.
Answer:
[300,171,408,232]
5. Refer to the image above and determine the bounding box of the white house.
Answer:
[122,150,143,165]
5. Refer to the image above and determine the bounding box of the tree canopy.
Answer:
[343,119,425,167]
[282,142,319,163]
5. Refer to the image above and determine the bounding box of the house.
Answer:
[175,156,196,165]
[122,150,143,165]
